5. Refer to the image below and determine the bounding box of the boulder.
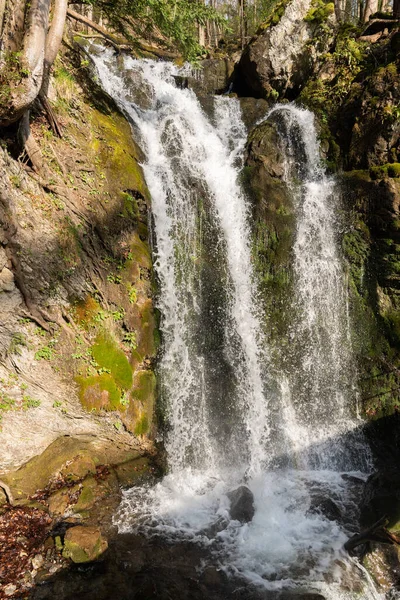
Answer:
[227,485,255,523]
[236,0,336,99]
[307,496,342,522]
[360,471,400,531]
[174,58,235,96]
[62,526,108,563]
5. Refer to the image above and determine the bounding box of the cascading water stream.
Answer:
[267,105,371,472]
[90,48,380,599]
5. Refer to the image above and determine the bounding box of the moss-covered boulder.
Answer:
[340,173,400,418]
[62,526,108,563]
[0,435,147,501]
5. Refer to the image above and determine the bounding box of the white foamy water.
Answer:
[90,48,379,599]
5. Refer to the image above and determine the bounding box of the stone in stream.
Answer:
[226,485,255,523]
[307,496,342,522]
[62,526,108,563]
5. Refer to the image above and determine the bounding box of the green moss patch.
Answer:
[91,333,132,390]
[90,108,149,202]
[74,296,102,328]
[77,373,122,411]
[370,163,400,180]
[257,0,291,31]
[304,0,334,23]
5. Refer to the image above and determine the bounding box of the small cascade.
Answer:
[90,48,378,600]
[267,105,370,472]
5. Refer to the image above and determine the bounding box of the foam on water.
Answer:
[90,48,380,599]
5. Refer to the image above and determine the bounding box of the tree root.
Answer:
[38,93,63,138]
[18,111,44,173]
[0,480,14,505]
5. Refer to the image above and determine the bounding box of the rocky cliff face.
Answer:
[0,43,160,595]
[236,2,400,424]
[236,0,335,99]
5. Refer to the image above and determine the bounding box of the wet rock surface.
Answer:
[227,485,255,523]
[29,532,326,600]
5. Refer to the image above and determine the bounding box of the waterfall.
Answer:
[90,48,378,600]
[267,105,370,472]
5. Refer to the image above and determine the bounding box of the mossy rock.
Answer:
[114,456,151,487]
[73,472,119,513]
[0,437,102,499]
[63,526,108,563]
[126,231,152,272]
[90,108,149,203]
[0,437,147,501]
[388,163,400,178]
[48,485,78,516]
[60,453,96,482]
[122,370,156,436]
[91,333,133,390]
[74,296,102,329]
[136,298,157,360]
[77,373,122,411]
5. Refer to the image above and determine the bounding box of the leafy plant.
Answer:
[9,332,27,356]
[35,346,54,361]
[107,274,122,284]
[23,395,41,408]
[123,331,137,350]
[127,285,138,304]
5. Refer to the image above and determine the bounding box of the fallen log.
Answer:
[344,515,400,553]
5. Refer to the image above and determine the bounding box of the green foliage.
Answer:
[370,163,400,180]
[0,51,29,107]
[300,29,368,118]
[123,331,137,350]
[22,395,41,409]
[127,285,138,304]
[9,332,27,356]
[88,0,227,61]
[257,0,291,31]
[107,273,122,284]
[35,346,55,361]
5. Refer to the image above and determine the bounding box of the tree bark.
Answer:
[0,0,51,125]
[45,0,68,69]
[0,0,6,38]
[363,0,378,21]
[66,8,126,46]
[38,0,68,134]
[1,0,26,52]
